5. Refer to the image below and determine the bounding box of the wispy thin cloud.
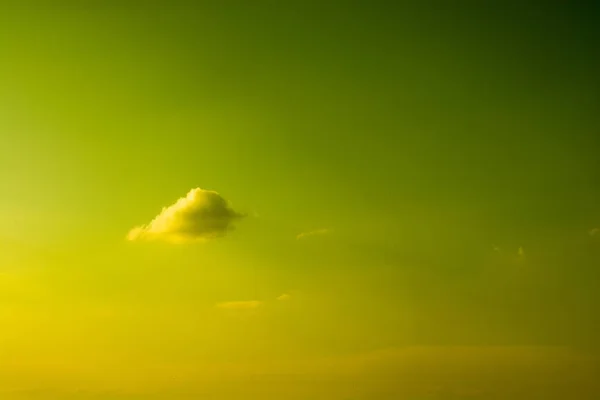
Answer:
[215,300,262,310]
[589,228,599,236]
[296,228,331,240]
[127,188,245,243]
[216,293,292,311]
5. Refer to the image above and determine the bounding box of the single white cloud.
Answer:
[517,246,525,257]
[589,228,599,236]
[127,188,245,243]
[215,300,263,310]
[296,228,331,240]
[276,293,291,301]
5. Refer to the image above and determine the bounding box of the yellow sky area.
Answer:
[1,346,598,399]
[4,266,596,397]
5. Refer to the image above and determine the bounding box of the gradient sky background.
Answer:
[1,1,600,399]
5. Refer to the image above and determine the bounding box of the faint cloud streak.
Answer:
[215,300,263,310]
[296,228,331,240]
[277,293,291,301]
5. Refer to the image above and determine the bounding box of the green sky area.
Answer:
[1,1,599,398]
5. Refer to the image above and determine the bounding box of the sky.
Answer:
[1,1,599,399]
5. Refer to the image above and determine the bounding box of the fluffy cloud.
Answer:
[296,228,331,240]
[127,188,245,243]
[589,228,599,236]
[215,300,262,310]
[277,293,291,301]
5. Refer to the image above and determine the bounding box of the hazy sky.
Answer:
[1,2,599,399]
